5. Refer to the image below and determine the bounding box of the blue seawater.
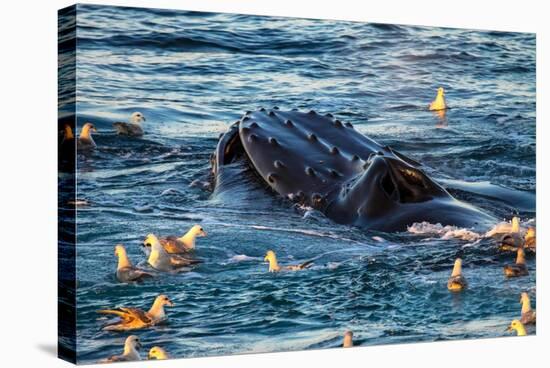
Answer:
[60,4,535,363]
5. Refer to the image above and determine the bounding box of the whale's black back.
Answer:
[213,109,496,231]
[239,109,388,200]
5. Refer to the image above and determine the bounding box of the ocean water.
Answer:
[59,4,536,363]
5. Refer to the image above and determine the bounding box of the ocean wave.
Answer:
[79,31,348,56]
[369,23,407,33]
[400,51,479,62]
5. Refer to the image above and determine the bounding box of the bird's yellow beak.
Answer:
[264,255,269,262]
[201,230,208,237]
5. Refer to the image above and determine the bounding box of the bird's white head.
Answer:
[264,250,277,263]
[144,233,161,250]
[520,292,531,308]
[80,122,97,138]
[451,258,463,277]
[148,346,169,360]
[506,319,526,336]
[155,294,175,307]
[125,335,142,352]
[64,124,74,139]
[114,244,127,257]
[191,224,207,237]
[343,330,354,347]
[130,112,146,124]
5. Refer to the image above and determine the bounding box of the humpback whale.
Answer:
[211,109,496,232]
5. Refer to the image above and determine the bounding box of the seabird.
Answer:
[67,199,89,207]
[519,292,536,325]
[148,346,170,360]
[499,217,523,252]
[503,247,529,277]
[506,319,527,336]
[447,258,467,292]
[62,124,74,142]
[144,234,202,272]
[59,124,76,161]
[77,122,97,151]
[113,112,146,137]
[343,330,353,348]
[524,227,536,251]
[100,335,142,362]
[263,250,313,272]
[60,124,74,148]
[114,244,154,283]
[98,294,174,331]
[142,225,207,255]
[429,87,447,111]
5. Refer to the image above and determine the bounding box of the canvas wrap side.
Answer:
[58,4,77,364]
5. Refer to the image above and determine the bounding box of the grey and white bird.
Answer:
[503,247,529,278]
[114,244,154,283]
[520,292,536,325]
[141,224,207,256]
[148,346,170,360]
[113,112,146,137]
[447,258,467,292]
[100,335,142,363]
[98,294,174,331]
[343,330,353,348]
[144,234,202,272]
[77,122,97,151]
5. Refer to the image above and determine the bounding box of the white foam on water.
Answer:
[460,241,481,249]
[160,188,184,196]
[228,254,260,262]
[245,329,339,354]
[407,221,482,241]
[438,316,512,337]
[68,199,90,207]
[210,221,369,247]
[133,204,153,212]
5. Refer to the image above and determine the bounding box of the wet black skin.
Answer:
[212,109,496,232]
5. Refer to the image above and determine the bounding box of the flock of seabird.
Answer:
[445,216,536,336]
[101,225,207,362]
[429,92,536,337]
[60,111,146,156]
[65,97,535,362]
[100,219,536,361]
